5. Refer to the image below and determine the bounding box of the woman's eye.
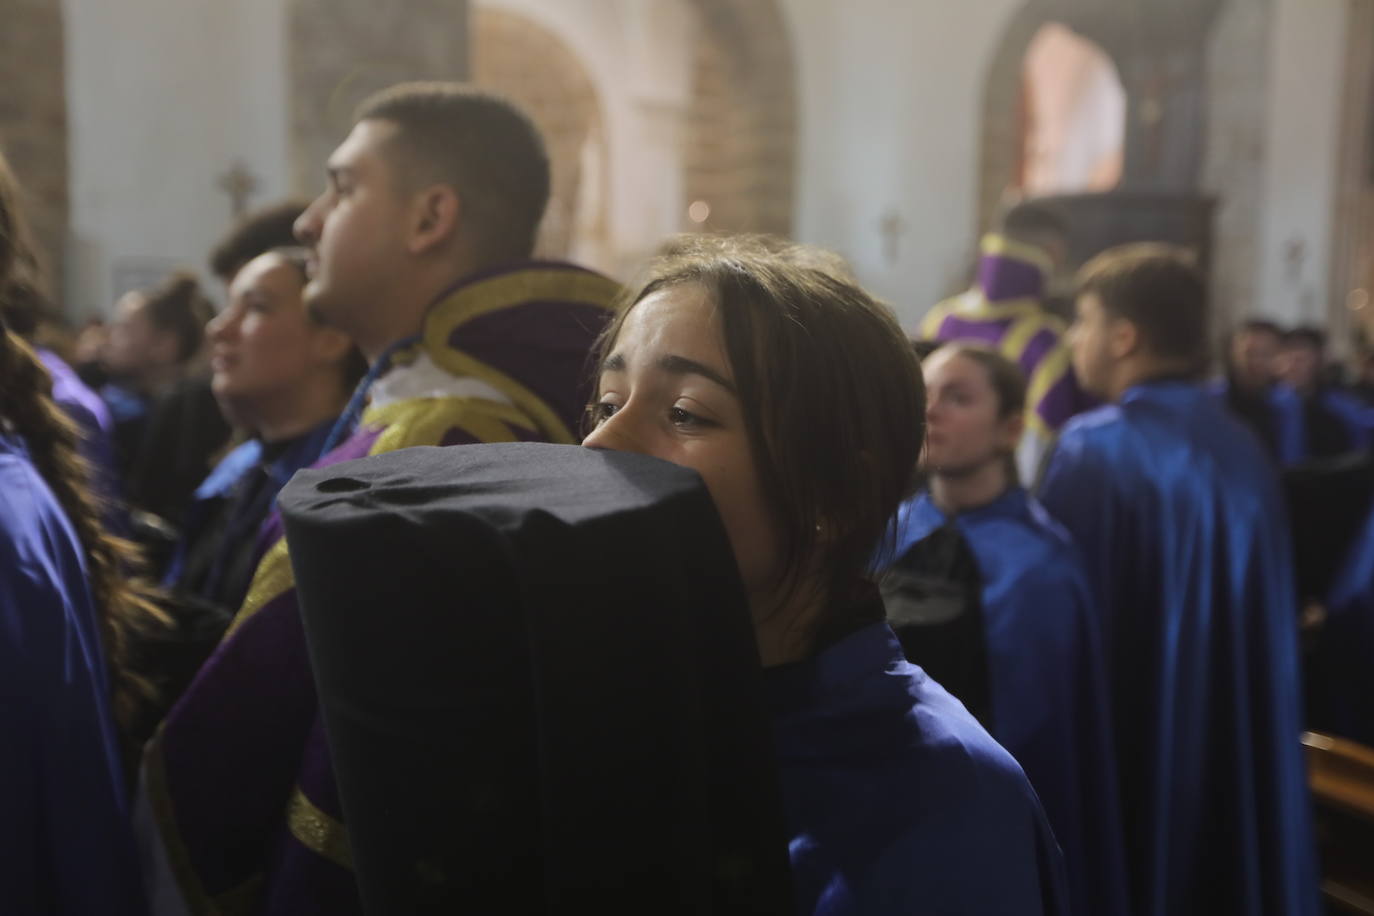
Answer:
[670,406,705,428]
[591,400,619,424]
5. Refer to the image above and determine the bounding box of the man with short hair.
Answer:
[1280,326,1371,460]
[920,201,1091,484]
[1210,319,1304,463]
[138,83,619,915]
[1039,244,1317,916]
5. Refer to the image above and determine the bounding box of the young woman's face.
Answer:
[921,349,1019,476]
[207,252,346,410]
[583,283,782,604]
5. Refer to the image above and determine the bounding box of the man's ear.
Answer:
[1109,317,1140,361]
[407,185,461,255]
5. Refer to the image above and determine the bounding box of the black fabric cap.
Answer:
[280,443,793,914]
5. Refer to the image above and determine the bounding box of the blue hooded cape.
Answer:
[888,487,1128,916]
[0,432,144,913]
[1040,380,1318,916]
[765,616,1069,915]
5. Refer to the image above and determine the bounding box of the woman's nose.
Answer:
[582,408,648,455]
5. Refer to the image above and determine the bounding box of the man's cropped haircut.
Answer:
[1077,243,1210,375]
[355,82,550,265]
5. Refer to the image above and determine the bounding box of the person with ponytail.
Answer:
[0,151,147,912]
[882,343,1126,916]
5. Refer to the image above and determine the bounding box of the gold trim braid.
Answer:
[287,785,354,870]
[422,267,620,443]
[223,537,294,639]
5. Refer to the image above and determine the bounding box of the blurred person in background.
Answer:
[1040,244,1317,916]
[1279,326,1372,460]
[919,201,1094,485]
[1209,319,1304,463]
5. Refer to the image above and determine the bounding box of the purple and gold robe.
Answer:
[919,234,1092,482]
[137,262,619,915]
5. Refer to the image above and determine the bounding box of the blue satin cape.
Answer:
[890,487,1127,916]
[1040,381,1318,916]
[766,619,1069,915]
[0,432,144,913]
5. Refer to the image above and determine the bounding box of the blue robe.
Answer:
[766,615,1069,915]
[1207,378,1304,465]
[1039,380,1318,916]
[0,432,144,914]
[889,488,1127,916]
[163,418,336,607]
[1310,387,1374,455]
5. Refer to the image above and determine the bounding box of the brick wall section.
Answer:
[0,0,68,296]
[683,0,796,236]
[287,0,469,197]
[472,7,599,259]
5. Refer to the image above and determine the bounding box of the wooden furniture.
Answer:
[1304,731,1374,913]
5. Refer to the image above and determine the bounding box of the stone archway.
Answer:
[682,0,797,236]
[287,0,470,196]
[472,7,605,260]
[0,0,68,294]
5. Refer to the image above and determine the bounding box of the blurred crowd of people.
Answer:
[3,79,1369,916]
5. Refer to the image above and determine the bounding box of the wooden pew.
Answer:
[1304,731,1374,913]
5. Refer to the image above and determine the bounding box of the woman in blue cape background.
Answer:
[0,151,148,914]
[885,343,1126,916]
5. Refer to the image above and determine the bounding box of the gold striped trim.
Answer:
[421,267,619,445]
[980,233,1054,275]
[223,537,294,639]
[424,268,620,337]
[999,314,1045,363]
[363,396,535,454]
[428,350,578,443]
[1023,344,1073,438]
[286,785,354,870]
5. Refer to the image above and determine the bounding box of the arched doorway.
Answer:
[1019,22,1125,197]
[682,0,797,236]
[286,0,471,196]
[472,7,606,262]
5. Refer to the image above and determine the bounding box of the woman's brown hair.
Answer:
[0,150,165,732]
[590,234,926,620]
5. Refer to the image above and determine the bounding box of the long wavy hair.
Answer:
[0,150,166,732]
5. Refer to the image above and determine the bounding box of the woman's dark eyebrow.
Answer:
[600,352,736,394]
[657,354,736,393]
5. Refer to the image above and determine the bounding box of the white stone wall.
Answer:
[1255,0,1349,326]
[781,0,1025,328]
[62,0,292,313]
